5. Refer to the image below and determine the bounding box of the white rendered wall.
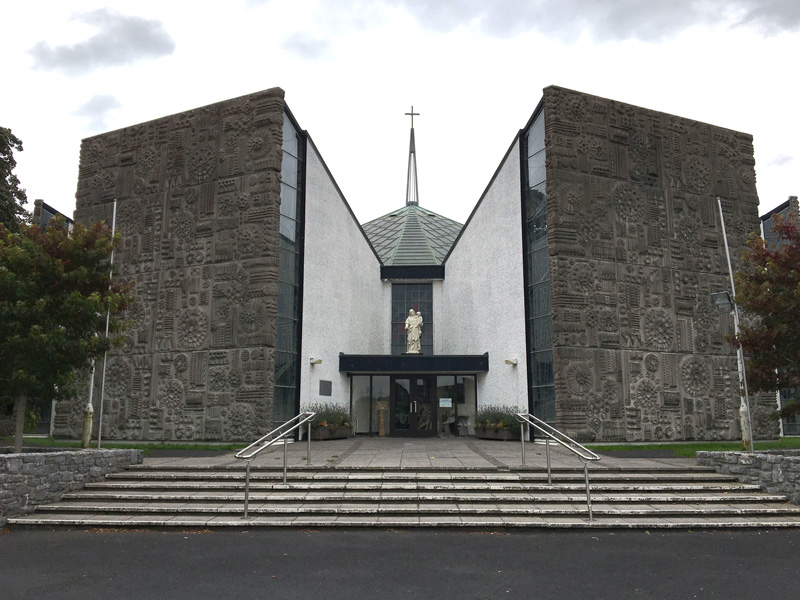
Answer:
[440,138,529,411]
[300,142,385,410]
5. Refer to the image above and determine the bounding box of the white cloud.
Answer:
[30,9,176,76]
[385,0,800,41]
[768,154,794,167]
[74,94,122,131]
[282,33,331,59]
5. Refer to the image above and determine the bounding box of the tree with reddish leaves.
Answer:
[0,217,134,452]
[734,213,800,417]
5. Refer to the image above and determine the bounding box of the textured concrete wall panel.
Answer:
[55,89,286,441]
[542,86,761,442]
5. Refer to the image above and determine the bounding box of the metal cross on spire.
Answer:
[405,106,419,128]
[405,106,420,206]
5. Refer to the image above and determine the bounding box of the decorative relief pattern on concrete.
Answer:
[53,89,286,441]
[542,86,774,442]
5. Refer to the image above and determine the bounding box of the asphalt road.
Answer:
[1,528,797,599]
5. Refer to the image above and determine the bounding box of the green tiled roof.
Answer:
[362,204,463,266]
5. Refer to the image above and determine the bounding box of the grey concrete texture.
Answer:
[56,87,287,443]
[540,86,776,444]
[1,528,797,600]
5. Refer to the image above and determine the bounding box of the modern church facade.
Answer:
[52,85,778,443]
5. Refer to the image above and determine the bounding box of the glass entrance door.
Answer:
[390,376,436,437]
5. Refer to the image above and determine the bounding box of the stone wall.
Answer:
[0,448,143,527]
[697,449,800,504]
[54,88,286,441]
[542,86,774,442]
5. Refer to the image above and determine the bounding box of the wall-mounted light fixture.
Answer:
[504,358,518,365]
[309,358,322,365]
[711,291,733,313]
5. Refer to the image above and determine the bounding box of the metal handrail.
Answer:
[234,411,316,519]
[516,412,601,521]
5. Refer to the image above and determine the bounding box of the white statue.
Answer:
[405,309,423,354]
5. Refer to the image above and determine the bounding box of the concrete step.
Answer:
[125,464,720,473]
[31,501,800,517]
[59,490,791,503]
[106,471,740,483]
[127,459,715,474]
[84,481,763,493]
[10,514,800,529]
[10,463,799,530]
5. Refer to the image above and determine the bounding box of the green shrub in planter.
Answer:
[474,405,522,435]
[303,403,351,429]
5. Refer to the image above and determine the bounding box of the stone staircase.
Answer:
[8,462,800,529]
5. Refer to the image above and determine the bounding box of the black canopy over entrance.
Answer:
[339,353,489,375]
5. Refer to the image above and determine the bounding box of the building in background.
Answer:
[53,86,777,443]
[760,196,800,436]
[33,199,74,233]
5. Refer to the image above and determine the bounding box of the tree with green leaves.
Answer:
[0,126,29,231]
[0,217,134,452]
[734,213,800,418]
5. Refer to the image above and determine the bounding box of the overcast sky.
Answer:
[3,0,798,224]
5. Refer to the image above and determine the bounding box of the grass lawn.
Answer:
[586,437,800,458]
[1,436,244,455]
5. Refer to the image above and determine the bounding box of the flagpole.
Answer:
[97,199,117,449]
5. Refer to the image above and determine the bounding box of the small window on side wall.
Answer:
[319,380,332,396]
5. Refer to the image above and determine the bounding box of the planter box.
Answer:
[311,425,354,441]
[474,427,518,441]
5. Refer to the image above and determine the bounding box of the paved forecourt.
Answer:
[143,436,696,471]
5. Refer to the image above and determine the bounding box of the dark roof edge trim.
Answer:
[380,265,445,280]
[37,200,75,224]
[304,134,383,265]
[760,198,793,222]
[521,96,546,137]
[442,96,545,265]
[442,131,523,264]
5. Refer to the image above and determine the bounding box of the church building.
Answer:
[53,85,775,443]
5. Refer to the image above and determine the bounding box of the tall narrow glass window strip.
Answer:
[523,111,556,422]
[391,283,433,355]
[274,114,304,424]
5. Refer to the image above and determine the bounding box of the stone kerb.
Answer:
[697,450,800,504]
[0,448,143,527]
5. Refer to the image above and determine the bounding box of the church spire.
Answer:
[405,106,419,206]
